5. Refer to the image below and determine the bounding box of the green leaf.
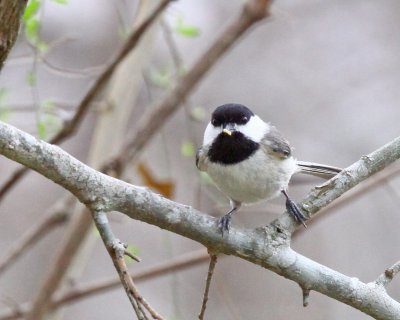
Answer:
[175,17,200,38]
[150,67,172,89]
[39,101,62,135]
[44,114,62,133]
[181,141,195,157]
[51,0,68,4]
[37,120,47,139]
[23,0,41,22]
[25,17,40,44]
[125,244,140,264]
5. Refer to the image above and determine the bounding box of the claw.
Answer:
[282,190,308,228]
[218,214,232,234]
[217,202,241,235]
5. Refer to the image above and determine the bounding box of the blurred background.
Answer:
[1,0,400,319]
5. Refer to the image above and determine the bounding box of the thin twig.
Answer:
[198,253,218,320]
[102,0,273,175]
[0,250,210,320]
[92,211,164,320]
[0,201,71,277]
[2,112,400,319]
[299,285,311,307]
[56,249,209,306]
[17,2,174,319]
[375,260,400,290]
[92,211,147,319]
[0,0,173,202]
[25,208,93,320]
[124,249,141,262]
[294,164,400,235]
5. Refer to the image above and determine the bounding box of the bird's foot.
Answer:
[218,214,232,235]
[285,198,307,228]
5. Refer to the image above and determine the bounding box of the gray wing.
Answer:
[196,146,209,171]
[261,126,292,159]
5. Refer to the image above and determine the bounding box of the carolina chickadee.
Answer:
[196,103,341,232]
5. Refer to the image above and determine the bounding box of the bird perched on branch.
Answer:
[196,103,341,232]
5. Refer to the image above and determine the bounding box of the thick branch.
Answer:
[0,0,172,201]
[1,124,400,318]
[274,141,400,232]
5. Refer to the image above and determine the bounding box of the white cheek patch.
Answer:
[203,122,220,146]
[238,115,269,142]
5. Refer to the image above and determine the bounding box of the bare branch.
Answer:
[56,249,209,306]
[92,211,164,320]
[0,0,173,202]
[375,260,400,290]
[124,249,141,263]
[0,198,71,277]
[0,250,210,320]
[92,211,148,319]
[24,207,93,320]
[1,118,400,318]
[276,147,400,233]
[49,0,172,146]
[198,253,218,320]
[299,285,311,307]
[102,0,273,174]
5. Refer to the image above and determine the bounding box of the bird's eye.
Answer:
[242,116,248,123]
[211,119,219,126]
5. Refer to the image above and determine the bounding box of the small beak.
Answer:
[222,123,236,136]
[222,128,232,136]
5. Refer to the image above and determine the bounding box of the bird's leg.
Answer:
[281,190,307,228]
[218,201,241,234]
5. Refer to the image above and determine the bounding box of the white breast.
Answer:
[205,149,297,204]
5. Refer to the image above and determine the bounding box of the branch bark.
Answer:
[0,0,27,70]
[12,2,171,319]
[0,0,172,201]
[102,0,273,174]
[1,123,400,318]
[0,250,210,320]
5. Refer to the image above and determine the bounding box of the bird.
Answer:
[196,103,341,233]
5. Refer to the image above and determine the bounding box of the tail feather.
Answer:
[296,161,342,180]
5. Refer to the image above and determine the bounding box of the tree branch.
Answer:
[91,211,151,320]
[0,198,71,277]
[375,260,400,290]
[0,250,210,320]
[198,253,218,320]
[0,0,27,70]
[102,0,273,174]
[0,0,173,201]
[1,122,400,318]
